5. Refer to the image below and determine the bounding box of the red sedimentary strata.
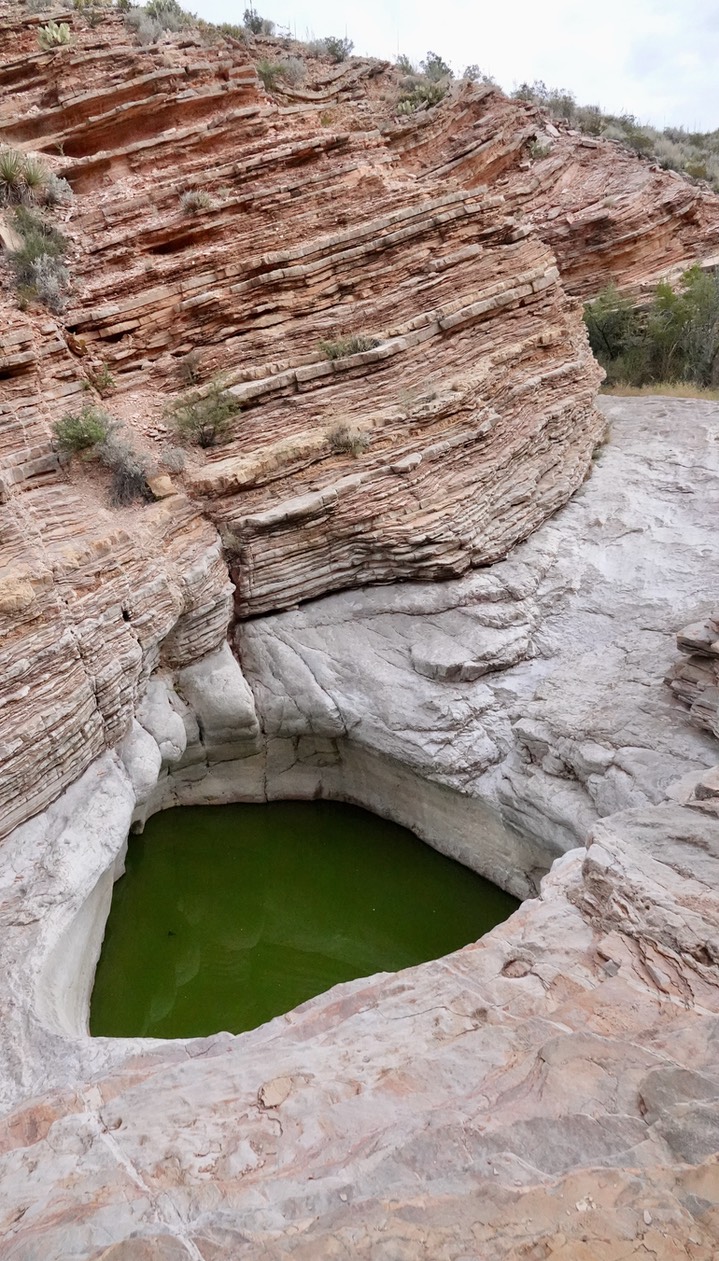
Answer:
[1,2,718,832]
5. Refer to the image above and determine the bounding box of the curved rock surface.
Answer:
[2,7,719,1256]
[0,401,718,1258]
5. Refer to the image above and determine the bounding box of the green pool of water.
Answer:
[90,800,519,1039]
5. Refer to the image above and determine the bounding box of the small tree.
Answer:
[420,51,452,82]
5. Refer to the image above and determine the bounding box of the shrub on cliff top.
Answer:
[306,35,353,62]
[420,51,453,82]
[243,7,274,35]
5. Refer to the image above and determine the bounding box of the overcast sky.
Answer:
[193,0,718,132]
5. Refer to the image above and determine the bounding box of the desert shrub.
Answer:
[97,434,153,505]
[528,138,551,159]
[145,0,191,27]
[256,59,281,90]
[43,172,73,206]
[127,12,162,42]
[53,404,111,452]
[214,21,247,40]
[243,7,274,34]
[278,56,305,85]
[328,422,370,456]
[10,207,70,311]
[37,20,72,48]
[322,35,353,62]
[0,149,49,206]
[27,254,70,311]
[167,378,240,447]
[25,0,52,11]
[125,0,191,42]
[160,445,186,472]
[395,53,415,74]
[178,349,202,383]
[74,0,110,26]
[462,63,494,84]
[319,334,379,360]
[180,188,212,213]
[87,362,115,395]
[585,269,719,388]
[420,51,452,82]
[306,35,353,61]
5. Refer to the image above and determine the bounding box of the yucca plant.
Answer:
[0,150,25,205]
[20,155,48,197]
[37,21,72,49]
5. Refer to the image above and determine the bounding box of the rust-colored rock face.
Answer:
[0,2,718,834]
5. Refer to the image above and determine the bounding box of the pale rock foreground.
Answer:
[1,399,719,1259]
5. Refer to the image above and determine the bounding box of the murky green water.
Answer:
[91,801,519,1039]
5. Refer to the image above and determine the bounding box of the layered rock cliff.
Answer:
[3,3,719,841]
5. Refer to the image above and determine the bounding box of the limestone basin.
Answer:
[90,800,520,1039]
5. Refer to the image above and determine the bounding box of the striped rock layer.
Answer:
[0,3,718,833]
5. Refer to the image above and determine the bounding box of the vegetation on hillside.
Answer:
[584,268,719,388]
[513,80,719,191]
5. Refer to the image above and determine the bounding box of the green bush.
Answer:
[420,51,452,82]
[87,363,115,395]
[243,7,274,34]
[319,334,379,360]
[306,35,353,61]
[53,404,111,452]
[125,0,191,43]
[395,53,415,74]
[256,59,282,90]
[167,378,240,447]
[323,36,353,62]
[462,64,494,84]
[585,269,719,388]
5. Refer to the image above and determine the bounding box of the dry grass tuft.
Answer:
[601,383,719,401]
